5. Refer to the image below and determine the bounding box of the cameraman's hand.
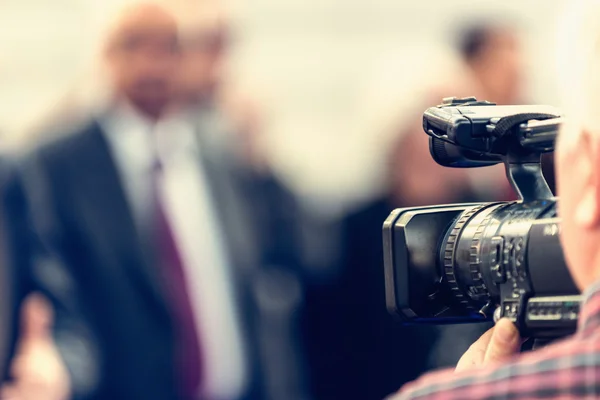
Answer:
[0,294,70,400]
[455,318,521,373]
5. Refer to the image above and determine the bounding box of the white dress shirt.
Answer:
[99,102,248,400]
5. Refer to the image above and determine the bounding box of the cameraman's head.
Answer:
[458,22,523,105]
[556,0,600,291]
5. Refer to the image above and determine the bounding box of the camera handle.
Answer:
[503,153,553,203]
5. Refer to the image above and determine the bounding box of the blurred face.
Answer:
[389,128,472,206]
[470,30,523,105]
[556,127,600,291]
[105,4,180,119]
[175,26,228,105]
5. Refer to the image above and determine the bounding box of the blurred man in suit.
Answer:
[170,3,309,399]
[14,2,271,399]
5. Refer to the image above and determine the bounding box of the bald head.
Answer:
[104,2,180,119]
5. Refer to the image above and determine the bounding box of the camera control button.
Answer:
[503,302,520,322]
[490,237,505,283]
[515,238,524,252]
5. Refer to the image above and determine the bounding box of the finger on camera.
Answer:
[455,326,495,372]
[483,318,520,364]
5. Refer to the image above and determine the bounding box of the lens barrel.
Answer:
[384,199,579,324]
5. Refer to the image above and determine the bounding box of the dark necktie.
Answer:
[152,162,203,399]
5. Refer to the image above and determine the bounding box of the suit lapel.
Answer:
[72,123,170,318]
[195,131,259,276]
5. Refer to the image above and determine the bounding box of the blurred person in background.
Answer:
[10,1,281,398]
[303,75,484,398]
[459,23,524,106]
[457,21,527,202]
[169,1,310,399]
[454,20,557,199]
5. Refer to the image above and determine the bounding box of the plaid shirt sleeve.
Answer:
[387,337,600,400]
[387,282,600,400]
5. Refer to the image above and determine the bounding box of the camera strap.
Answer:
[493,113,560,138]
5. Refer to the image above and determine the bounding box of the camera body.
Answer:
[383,97,581,338]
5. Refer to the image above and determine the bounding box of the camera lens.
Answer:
[436,200,573,318]
[439,203,506,314]
[383,198,578,325]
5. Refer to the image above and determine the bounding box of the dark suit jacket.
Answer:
[14,120,268,399]
[304,198,439,400]
[0,162,29,383]
[304,192,496,400]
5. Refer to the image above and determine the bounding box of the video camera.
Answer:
[383,97,581,339]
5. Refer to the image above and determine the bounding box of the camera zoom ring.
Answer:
[468,216,492,299]
[444,205,488,311]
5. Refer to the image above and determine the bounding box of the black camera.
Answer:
[383,97,581,339]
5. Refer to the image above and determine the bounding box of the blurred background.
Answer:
[0,0,566,214]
